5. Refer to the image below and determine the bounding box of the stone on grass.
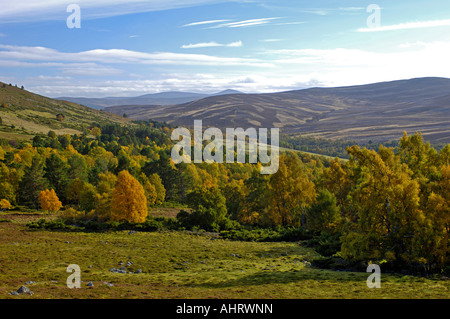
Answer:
[16,285,33,295]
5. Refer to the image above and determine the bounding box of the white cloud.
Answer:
[182,42,223,49]
[181,41,242,49]
[357,19,450,32]
[259,39,284,43]
[209,17,281,28]
[226,41,243,47]
[269,41,450,86]
[182,19,230,27]
[31,72,325,98]
[0,44,269,67]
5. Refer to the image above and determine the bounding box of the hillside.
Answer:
[0,82,130,140]
[104,77,450,144]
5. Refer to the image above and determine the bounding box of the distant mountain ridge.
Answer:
[57,89,244,109]
[103,77,450,144]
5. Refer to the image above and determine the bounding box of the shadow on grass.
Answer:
[191,268,366,289]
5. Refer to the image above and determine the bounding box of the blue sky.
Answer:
[1,0,450,97]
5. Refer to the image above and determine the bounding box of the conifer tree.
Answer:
[18,156,48,209]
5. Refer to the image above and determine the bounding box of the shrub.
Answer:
[0,198,12,211]
[306,232,342,257]
[27,218,78,231]
[61,207,85,223]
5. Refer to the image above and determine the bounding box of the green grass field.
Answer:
[0,211,448,299]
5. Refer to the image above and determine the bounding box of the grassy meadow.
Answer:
[0,210,448,299]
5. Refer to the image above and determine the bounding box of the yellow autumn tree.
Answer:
[39,189,62,213]
[111,170,147,223]
[91,126,102,138]
[148,173,165,205]
[341,145,425,264]
[322,158,352,219]
[266,152,316,227]
[0,199,12,211]
[143,181,157,206]
[422,164,450,269]
[137,173,157,207]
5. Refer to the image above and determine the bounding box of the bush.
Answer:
[219,226,309,242]
[306,232,342,257]
[61,207,85,223]
[27,218,79,231]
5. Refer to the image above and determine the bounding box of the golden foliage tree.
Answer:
[422,165,450,269]
[39,189,62,213]
[341,145,425,264]
[0,198,12,211]
[90,127,102,138]
[137,173,157,207]
[321,158,352,219]
[266,152,316,226]
[148,173,165,205]
[111,170,147,223]
[143,181,157,206]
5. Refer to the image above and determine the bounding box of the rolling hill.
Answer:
[0,82,130,140]
[104,77,450,144]
[57,89,244,110]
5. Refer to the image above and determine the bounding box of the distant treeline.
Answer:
[280,134,399,158]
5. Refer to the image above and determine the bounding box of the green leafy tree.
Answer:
[239,167,269,225]
[183,185,227,231]
[306,189,341,232]
[79,183,97,213]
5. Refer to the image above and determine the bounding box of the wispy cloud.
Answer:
[0,0,225,22]
[182,42,222,49]
[181,41,242,49]
[274,21,305,26]
[298,9,329,16]
[209,17,281,28]
[183,17,301,29]
[182,19,230,27]
[357,19,450,32]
